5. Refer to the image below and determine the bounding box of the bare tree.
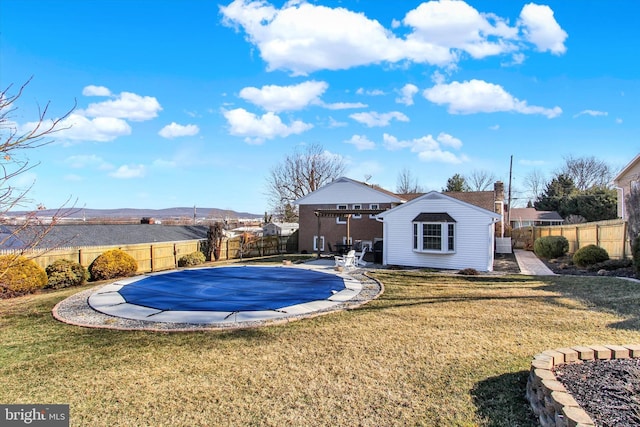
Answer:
[466,169,496,191]
[626,187,640,241]
[266,144,346,221]
[396,168,423,194]
[557,155,614,191]
[0,78,76,259]
[522,169,547,203]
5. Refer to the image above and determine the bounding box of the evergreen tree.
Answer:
[442,173,470,192]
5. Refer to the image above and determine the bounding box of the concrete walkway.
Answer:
[513,249,555,276]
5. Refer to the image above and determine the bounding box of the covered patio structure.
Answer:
[313,208,385,259]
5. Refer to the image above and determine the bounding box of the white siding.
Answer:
[380,193,498,271]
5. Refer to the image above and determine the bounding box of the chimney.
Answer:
[494,181,505,202]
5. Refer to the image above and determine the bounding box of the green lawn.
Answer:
[2,270,640,426]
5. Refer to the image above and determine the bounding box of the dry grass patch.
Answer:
[2,271,640,426]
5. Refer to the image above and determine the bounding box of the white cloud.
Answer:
[573,110,608,118]
[345,135,376,151]
[350,111,409,127]
[109,164,146,179]
[223,108,313,143]
[383,132,468,164]
[65,154,113,170]
[403,0,518,59]
[158,122,200,139]
[220,0,566,74]
[321,101,368,110]
[423,79,562,118]
[27,113,132,142]
[83,91,162,121]
[519,3,567,55]
[436,132,462,149]
[356,88,386,96]
[396,83,419,105]
[328,117,348,128]
[82,85,111,96]
[239,81,328,112]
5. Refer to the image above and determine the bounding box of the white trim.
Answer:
[313,235,325,251]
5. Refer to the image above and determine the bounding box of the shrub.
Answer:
[573,244,609,267]
[533,236,569,259]
[178,251,206,267]
[89,249,138,281]
[46,259,89,289]
[0,255,48,297]
[457,268,479,276]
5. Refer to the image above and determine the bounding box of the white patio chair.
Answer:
[335,250,356,270]
[356,247,371,267]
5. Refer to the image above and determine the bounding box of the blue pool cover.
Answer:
[117,266,346,312]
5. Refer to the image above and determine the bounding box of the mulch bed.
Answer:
[540,254,637,279]
[555,358,640,426]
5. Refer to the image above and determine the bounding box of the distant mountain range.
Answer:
[8,207,263,220]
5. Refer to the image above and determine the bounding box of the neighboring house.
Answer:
[376,192,501,272]
[295,177,505,264]
[263,222,298,237]
[509,207,564,229]
[613,153,640,220]
[295,177,408,254]
[0,224,209,250]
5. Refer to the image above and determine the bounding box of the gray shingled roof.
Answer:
[1,224,209,249]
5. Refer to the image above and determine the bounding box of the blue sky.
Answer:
[1,0,638,215]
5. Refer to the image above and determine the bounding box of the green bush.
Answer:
[89,249,138,281]
[178,251,206,267]
[46,259,89,289]
[573,244,609,267]
[0,255,48,297]
[533,236,569,259]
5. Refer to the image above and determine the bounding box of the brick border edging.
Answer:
[526,344,640,427]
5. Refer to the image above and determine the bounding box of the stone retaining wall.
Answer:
[526,344,640,427]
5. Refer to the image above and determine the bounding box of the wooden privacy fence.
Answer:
[0,235,292,274]
[514,219,631,259]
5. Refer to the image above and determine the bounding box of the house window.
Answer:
[352,204,362,219]
[336,204,348,224]
[412,212,456,254]
[313,235,325,251]
[369,204,379,219]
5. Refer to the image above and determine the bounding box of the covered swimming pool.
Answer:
[88,264,363,325]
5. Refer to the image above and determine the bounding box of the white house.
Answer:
[376,192,501,272]
[263,222,299,237]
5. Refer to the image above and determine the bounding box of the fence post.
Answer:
[150,245,154,272]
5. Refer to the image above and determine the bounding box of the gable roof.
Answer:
[442,190,497,212]
[613,153,640,183]
[377,191,501,220]
[2,224,209,250]
[509,208,563,222]
[295,177,405,205]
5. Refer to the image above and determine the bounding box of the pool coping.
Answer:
[52,261,383,332]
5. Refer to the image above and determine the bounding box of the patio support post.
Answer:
[315,211,321,259]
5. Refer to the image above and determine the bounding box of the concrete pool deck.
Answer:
[53,260,382,331]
